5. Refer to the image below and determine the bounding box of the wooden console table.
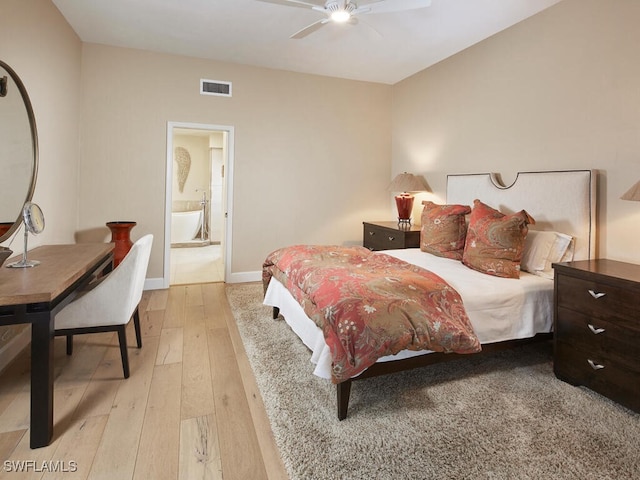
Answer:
[0,243,113,448]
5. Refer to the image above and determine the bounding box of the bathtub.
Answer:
[171,210,202,243]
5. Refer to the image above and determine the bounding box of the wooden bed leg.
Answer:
[337,380,352,421]
[272,307,279,319]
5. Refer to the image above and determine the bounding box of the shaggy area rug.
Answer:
[226,283,640,480]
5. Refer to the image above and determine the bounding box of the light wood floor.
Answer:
[0,283,288,480]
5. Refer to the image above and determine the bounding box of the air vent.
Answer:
[200,79,232,97]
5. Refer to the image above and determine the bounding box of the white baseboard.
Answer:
[144,277,166,290]
[144,271,261,291]
[0,326,30,374]
[227,270,261,284]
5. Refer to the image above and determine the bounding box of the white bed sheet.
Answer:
[263,248,554,380]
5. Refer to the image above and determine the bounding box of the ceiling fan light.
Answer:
[331,10,351,22]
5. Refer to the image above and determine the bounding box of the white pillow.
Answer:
[559,237,575,263]
[521,230,573,279]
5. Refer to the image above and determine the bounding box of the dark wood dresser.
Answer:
[362,221,421,251]
[553,259,640,412]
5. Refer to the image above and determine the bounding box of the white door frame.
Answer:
[164,121,235,288]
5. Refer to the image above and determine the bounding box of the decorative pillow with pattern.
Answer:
[462,199,535,278]
[420,201,472,260]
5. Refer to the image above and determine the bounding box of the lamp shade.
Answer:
[621,180,640,201]
[387,173,429,193]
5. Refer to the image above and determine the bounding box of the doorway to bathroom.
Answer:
[164,122,234,286]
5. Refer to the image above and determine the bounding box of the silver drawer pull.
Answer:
[587,359,605,370]
[587,324,605,335]
[588,289,606,299]
[388,236,395,241]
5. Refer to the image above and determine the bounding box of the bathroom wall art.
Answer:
[174,146,191,193]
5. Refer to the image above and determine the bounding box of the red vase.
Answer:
[106,221,137,267]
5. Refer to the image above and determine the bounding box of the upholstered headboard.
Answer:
[446,170,596,261]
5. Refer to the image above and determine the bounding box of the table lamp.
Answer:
[387,172,429,226]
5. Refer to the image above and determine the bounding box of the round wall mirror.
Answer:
[0,60,38,243]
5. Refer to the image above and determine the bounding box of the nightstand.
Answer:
[362,221,421,251]
[553,259,640,412]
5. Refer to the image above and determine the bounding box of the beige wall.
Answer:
[392,0,640,264]
[78,44,392,279]
[1,0,82,245]
[0,0,82,361]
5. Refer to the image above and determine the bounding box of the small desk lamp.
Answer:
[387,172,429,226]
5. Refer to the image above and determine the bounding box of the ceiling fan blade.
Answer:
[255,0,326,9]
[353,17,383,38]
[353,0,386,6]
[290,18,330,39]
[358,0,431,14]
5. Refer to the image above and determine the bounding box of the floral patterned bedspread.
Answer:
[262,245,481,383]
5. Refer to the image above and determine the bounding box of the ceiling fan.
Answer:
[256,0,432,39]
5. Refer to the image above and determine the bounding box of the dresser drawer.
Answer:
[364,230,405,250]
[362,222,420,251]
[554,342,640,412]
[556,274,638,322]
[555,307,640,370]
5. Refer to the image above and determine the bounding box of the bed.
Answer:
[263,170,596,419]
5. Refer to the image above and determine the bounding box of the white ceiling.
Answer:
[51,0,562,85]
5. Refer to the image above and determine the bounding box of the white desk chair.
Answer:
[55,234,153,378]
